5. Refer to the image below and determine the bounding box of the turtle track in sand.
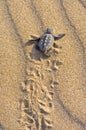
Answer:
[20,54,60,130]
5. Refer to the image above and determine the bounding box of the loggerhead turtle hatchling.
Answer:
[29,28,65,56]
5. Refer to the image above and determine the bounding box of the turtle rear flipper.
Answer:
[35,44,40,50]
[54,34,65,40]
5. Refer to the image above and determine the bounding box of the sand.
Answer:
[0,0,86,130]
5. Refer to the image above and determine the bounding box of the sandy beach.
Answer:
[0,0,86,130]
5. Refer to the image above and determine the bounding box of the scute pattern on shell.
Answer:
[38,34,54,52]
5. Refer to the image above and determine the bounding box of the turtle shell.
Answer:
[38,34,54,52]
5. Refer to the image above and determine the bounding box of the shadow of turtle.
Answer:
[25,40,50,61]
[25,40,63,66]
[0,124,5,130]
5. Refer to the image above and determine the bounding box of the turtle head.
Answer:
[46,28,53,34]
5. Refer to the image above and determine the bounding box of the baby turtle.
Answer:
[29,28,65,56]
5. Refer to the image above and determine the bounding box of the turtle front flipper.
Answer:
[30,35,40,42]
[30,35,40,41]
[25,36,40,46]
[54,34,65,40]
